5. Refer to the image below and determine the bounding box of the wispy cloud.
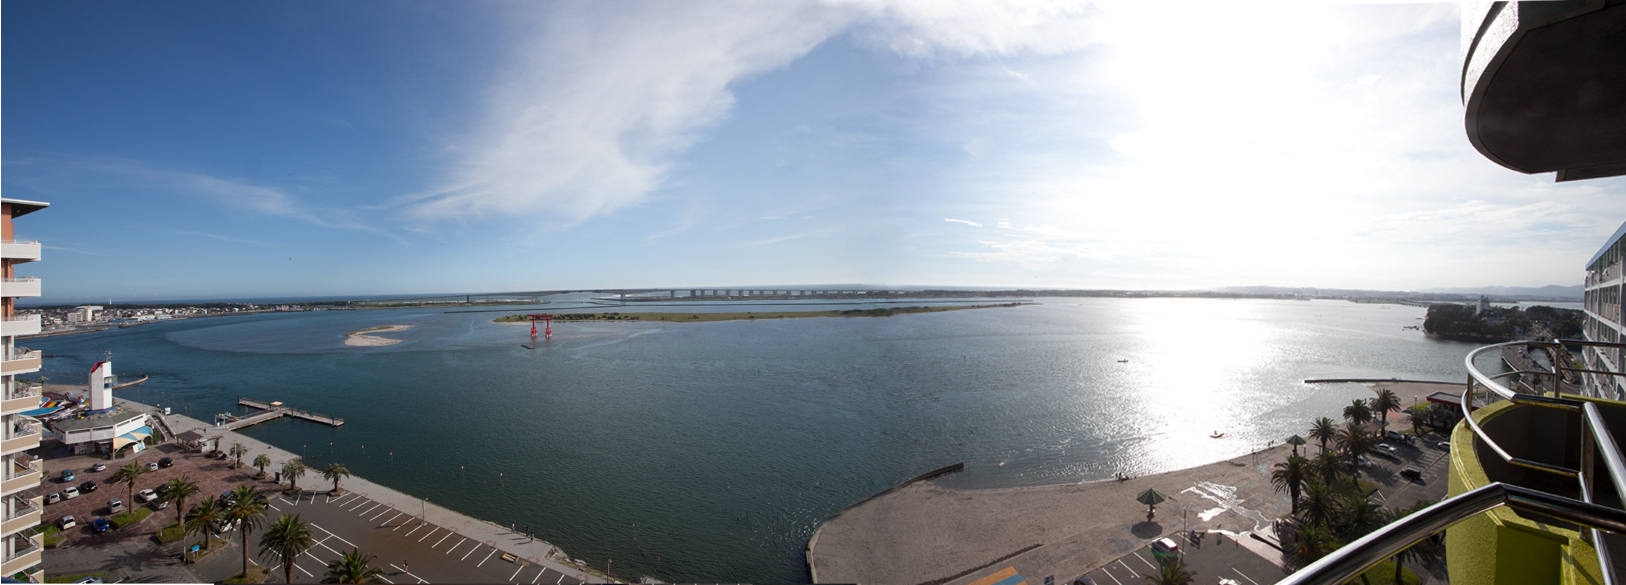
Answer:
[944,218,982,227]
[165,230,282,249]
[743,226,845,247]
[42,245,108,257]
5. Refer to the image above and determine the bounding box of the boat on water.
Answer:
[1210,431,1225,438]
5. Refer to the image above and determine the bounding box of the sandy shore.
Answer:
[344,324,414,346]
[808,443,1296,585]
[1365,380,1462,410]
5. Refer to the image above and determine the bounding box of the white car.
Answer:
[62,487,80,500]
[1355,456,1374,469]
[136,489,157,503]
[145,461,159,471]
[58,515,76,529]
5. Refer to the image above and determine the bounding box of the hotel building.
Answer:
[0,198,47,582]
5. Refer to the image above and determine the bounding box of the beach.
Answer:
[343,324,414,346]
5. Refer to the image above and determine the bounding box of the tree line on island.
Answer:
[1422,303,1582,343]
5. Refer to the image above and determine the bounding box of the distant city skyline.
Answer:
[6,1,1625,303]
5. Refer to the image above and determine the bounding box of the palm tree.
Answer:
[229,442,249,469]
[226,485,269,577]
[322,463,351,494]
[1139,557,1195,585]
[1343,399,1373,426]
[1389,499,1444,584]
[1371,389,1403,429]
[183,497,223,554]
[260,513,315,585]
[282,459,307,492]
[323,548,386,583]
[253,454,272,478]
[1310,451,1344,487]
[1337,494,1390,540]
[1272,456,1308,516]
[161,476,201,531]
[1287,523,1338,568]
[1309,417,1337,455]
[1298,482,1336,528]
[1338,423,1375,479]
[111,462,150,509]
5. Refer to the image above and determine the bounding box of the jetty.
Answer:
[222,397,345,430]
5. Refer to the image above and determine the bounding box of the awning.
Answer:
[111,425,153,450]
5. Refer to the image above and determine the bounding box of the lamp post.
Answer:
[422,497,428,526]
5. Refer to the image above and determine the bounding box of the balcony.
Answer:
[0,316,39,338]
[0,533,41,577]
[1,424,40,456]
[0,278,39,299]
[0,350,40,376]
[0,495,40,539]
[0,240,39,263]
[0,459,39,497]
[0,387,39,417]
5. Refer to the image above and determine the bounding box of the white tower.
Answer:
[88,355,115,411]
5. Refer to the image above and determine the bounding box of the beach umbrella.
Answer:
[1136,488,1168,517]
[1286,434,1307,458]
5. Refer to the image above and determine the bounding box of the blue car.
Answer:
[60,470,75,483]
[91,518,112,533]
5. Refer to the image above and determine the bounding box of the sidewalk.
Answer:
[116,397,618,583]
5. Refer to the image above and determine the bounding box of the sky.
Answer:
[6,1,1625,302]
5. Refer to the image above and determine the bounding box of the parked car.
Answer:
[152,498,169,511]
[90,463,106,472]
[62,487,80,500]
[159,457,173,468]
[79,481,97,493]
[58,515,76,530]
[145,461,159,471]
[91,518,112,533]
[107,499,124,514]
[1355,456,1374,469]
[1437,441,1451,451]
[1072,579,1097,585]
[1400,468,1423,481]
[1384,430,1407,441]
[136,489,158,503]
[212,521,234,536]
[1373,443,1399,459]
[60,470,75,483]
[219,491,237,505]
[1151,537,1180,557]
[45,492,60,505]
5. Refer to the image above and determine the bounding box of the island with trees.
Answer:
[1422,303,1582,343]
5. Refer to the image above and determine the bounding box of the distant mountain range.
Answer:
[1215,285,1582,301]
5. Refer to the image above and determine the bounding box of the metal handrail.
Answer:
[1280,482,1626,585]
[1,350,40,362]
[0,277,38,283]
[0,315,37,323]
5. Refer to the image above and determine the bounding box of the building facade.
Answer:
[0,198,47,582]
[1582,222,1626,400]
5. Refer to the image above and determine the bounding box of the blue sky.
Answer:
[6,1,1625,303]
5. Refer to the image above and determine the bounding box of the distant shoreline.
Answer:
[492,303,1030,324]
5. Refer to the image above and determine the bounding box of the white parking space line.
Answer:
[295,561,314,577]
[511,566,526,581]
[1097,568,1124,585]
[310,523,358,550]
[392,519,411,531]
[445,537,467,555]
[433,531,454,548]
[346,498,371,511]
[404,524,425,537]
[461,543,482,561]
[388,564,426,584]
[333,494,359,507]
[557,573,567,584]
[377,576,395,584]
[477,548,498,567]
[533,568,547,584]
[268,501,285,511]
[383,512,403,526]
[370,507,393,521]
[419,527,441,542]
[359,503,382,516]
[1231,568,1262,585]
[1132,552,1157,571]
[1116,560,1134,575]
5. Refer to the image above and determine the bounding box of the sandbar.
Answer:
[344,324,415,347]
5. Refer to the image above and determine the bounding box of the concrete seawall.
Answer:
[806,463,964,582]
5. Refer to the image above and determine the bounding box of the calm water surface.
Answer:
[28,298,1482,582]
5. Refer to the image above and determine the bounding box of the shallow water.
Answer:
[27,297,1482,582]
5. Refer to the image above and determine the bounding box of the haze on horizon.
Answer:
[6,1,1624,303]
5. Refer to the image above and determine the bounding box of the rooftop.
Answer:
[52,409,146,433]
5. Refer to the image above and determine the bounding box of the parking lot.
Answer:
[1072,531,1283,585]
[39,442,267,547]
[246,490,586,584]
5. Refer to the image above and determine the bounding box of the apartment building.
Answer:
[1,198,48,582]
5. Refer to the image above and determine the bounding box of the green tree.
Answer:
[1389,499,1444,584]
[1310,451,1344,488]
[111,462,150,508]
[1308,417,1338,456]
[322,463,351,494]
[226,485,269,577]
[1371,389,1403,429]
[1138,557,1195,585]
[1298,482,1336,528]
[282,459,307,492]
[1343,399,1373,426]
[1337,494,1390,541]
[1272,456,1309,516]
[323,548,386,583]
[1338,423,1375,479]
[183,496,223,555]
[229,442,249,469]
[1287,523,1338,569]
[161,476,201,532]
[261,513,316,585]
[253,454,272,478]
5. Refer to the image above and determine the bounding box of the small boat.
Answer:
[1117,359,1129,363]
[1210,432,1225,439]
[521,345,535,350]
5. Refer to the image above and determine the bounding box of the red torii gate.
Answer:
[527,314,553,339]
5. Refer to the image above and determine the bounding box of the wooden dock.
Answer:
[227,397,345,430]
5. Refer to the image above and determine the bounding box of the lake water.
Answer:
[25,298,1488,582]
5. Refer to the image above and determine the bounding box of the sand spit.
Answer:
[808,443,1296,585]
[344,324,415,347]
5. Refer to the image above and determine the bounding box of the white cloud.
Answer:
[944,218,982,227]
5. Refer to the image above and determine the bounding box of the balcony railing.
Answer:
[1,350,40,363]
[3,385,37,403]
[4,459,39,482]
[0,240,40,263]
[5,495,39,523]
[4,532,40,563]
[4,424,40,443]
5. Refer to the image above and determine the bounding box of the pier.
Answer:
[224,397,344,430]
